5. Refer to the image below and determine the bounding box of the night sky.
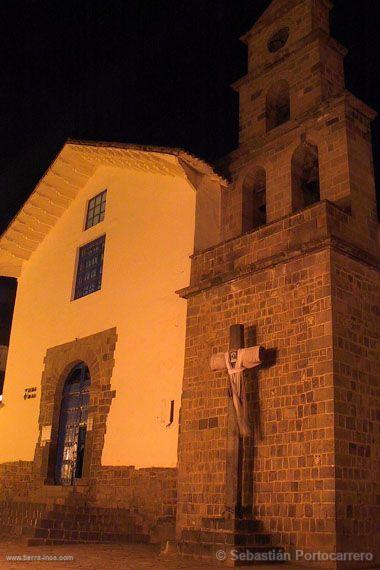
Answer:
[1,0,380,235]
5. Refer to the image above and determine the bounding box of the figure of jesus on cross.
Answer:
[210,324,265,518]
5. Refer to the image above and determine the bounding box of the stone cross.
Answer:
[210,324,264,517]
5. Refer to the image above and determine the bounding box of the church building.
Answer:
[0,0,379,567]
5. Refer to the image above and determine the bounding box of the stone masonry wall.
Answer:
[245,0,330,78]
[237,0,344,145]
[221,94,377,258]
[177,194,379,565]
[90,466,177,542]
[0,461,177,543]
[178,244,336,556]
[190,200,376,295]
[0,461,34,502]
[239,34,344,145]
[222,96,351,240]
[331,251,380,564]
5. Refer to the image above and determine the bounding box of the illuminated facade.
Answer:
[0,0,379,566]
[0,141,225,543]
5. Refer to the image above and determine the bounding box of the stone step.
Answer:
[0,502,51,537]
[28,530,150,546]
[44,512,135,523]
[27,502,149,546]
[37,518,139,533]
[0,524,27,537]
[1,499,150,546]
[51,504,131,513]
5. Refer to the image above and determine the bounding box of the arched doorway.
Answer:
[55,363,90,485]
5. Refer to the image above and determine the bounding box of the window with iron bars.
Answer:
[74,235,105,300]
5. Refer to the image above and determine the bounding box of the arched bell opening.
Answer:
[266,80,290,131]
[291,142,320,211]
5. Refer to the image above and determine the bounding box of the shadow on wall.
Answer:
[0,277,17,347]
[0,277,17,401]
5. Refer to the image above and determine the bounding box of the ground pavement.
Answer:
[0,538,312,570]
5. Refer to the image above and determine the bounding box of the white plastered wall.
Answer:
[0,159,203,468]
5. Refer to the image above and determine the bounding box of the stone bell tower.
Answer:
[176,0,379,567]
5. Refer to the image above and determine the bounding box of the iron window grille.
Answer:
[85,190,107,230]
[74,235,105,300]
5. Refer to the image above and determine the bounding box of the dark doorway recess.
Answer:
[55,362,90,486]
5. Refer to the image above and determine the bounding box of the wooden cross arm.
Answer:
[210,346,265,371]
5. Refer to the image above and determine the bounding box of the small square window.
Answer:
[85,190,107,229]
[74,235,105,300]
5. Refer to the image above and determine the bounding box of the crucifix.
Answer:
[210,324,264,518]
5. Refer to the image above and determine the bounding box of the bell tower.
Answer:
[176,0,380,566]
[236,0,342,142]
[222,0,378,257]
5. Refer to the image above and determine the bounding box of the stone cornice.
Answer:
[177,201,380,300]
[177,237,379,300]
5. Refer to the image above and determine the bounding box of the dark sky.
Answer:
[0,0,379,235]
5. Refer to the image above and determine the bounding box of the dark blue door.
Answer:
[55,363,90,485]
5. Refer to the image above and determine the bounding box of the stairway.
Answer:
[28,504,150,546]
[0,499,150,546]
[0,501,50,538]
[179,516,285,566]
